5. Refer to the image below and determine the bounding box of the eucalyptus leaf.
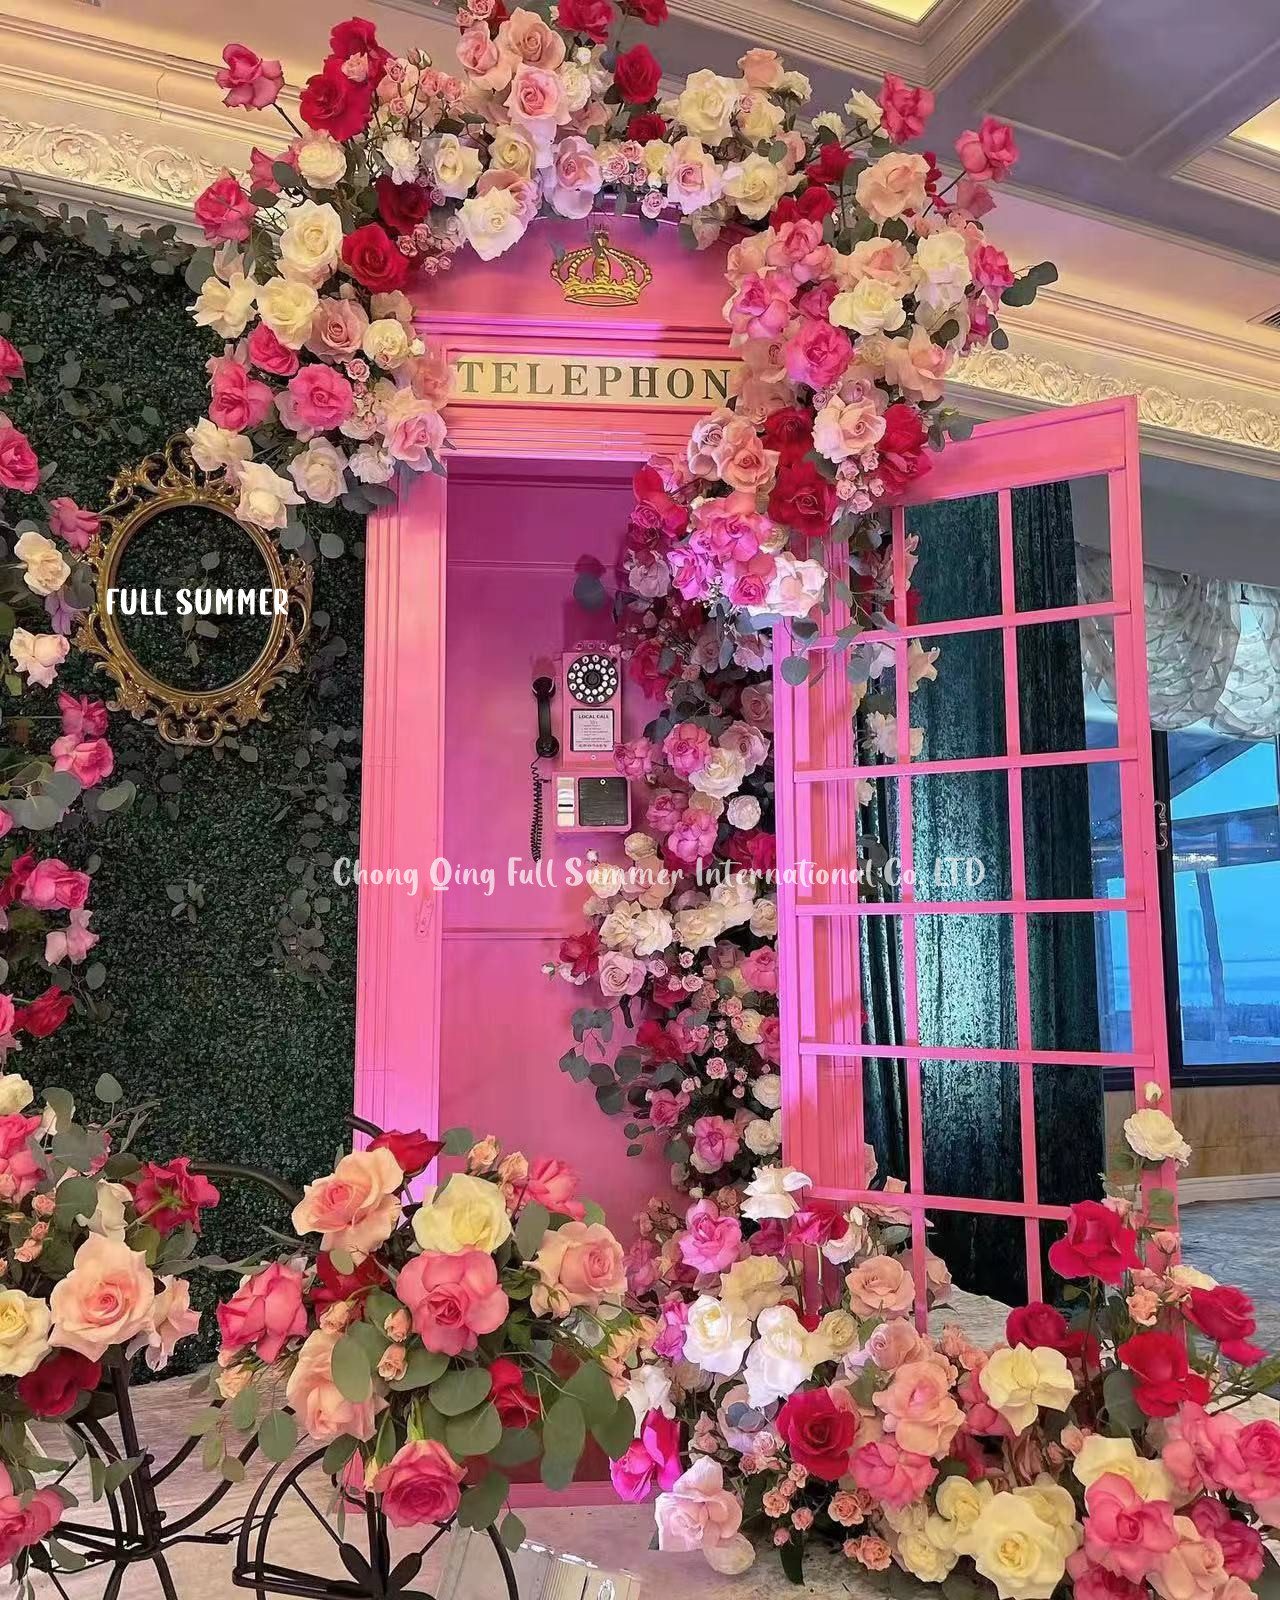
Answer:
[430,1367,492,1416]
[331,1332,373,1404]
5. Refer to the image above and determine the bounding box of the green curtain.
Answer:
[860,482,1103,1302]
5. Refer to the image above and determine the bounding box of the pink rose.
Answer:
[49,1235,156,1359]
[530,1220,626,1316]
[867,1318,928,1371]
[739,947,778,994]
[757,1014,782,1065]
[850,1437,936,1509]
[58,693,108,738]
[725,274,795,342]
[872,1356,963,1458]
[208,355,274,432]
[373,1439,465,1528]
[0,424,40,493]
[1162,1403,1239,1497]
[679,1199,743,1274]
[286,1327,384,1443]
[506,63,567,130]
[284,364,355,435]
[690,1115,739,1174]
[130,1157,220,1236]
[384,404,446,468]
[598,950,647,998]
[1154,1517,1229,1600]
[44,907,98,967]
[0,1113,43,1202]
[970,243,1014,299]
[1187,1498,1263,1582]
[0,336,24,395]
[616,738,655,781]
[739,684,773,728]
[21,859,91,911]
[217,1262,308,1363]
[717,419,779,495]
[1223,1417,1280,1523]
[665,808,718,866]
[520,1156,585,1221]
[217,44,284,110]
[47,498,99,550]
[646,1087,688,1130]
[396,1248,509,1354]
[1083,1474,1179,1584]
[247,323,301,377]
[655,1457,743,1551]
[497,9,566,69]
[307,296,369,362]
[662,723,713,777]
[546,136,603,219]
[291,1147,403,1260]
[131,1276,201,1372]
[612,1410,683,1501]
[845,1254,915,1318]
[194,173,256,242]
[785,316,853,390]
[1066,1551,1147,1600]
[51,735,113,788]
[0,1465,62,1568]
[878,73,935,143]
[955,116,1019,183]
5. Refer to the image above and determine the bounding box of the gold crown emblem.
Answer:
[551,229,653,308]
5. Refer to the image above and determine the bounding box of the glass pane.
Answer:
[905,493,1000,624]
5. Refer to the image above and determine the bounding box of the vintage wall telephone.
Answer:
[530,646,631,860]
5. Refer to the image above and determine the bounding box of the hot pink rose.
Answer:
[612,1410,683,1501]
[662,722,713,777]
[690,1115,739,1173]
[130,1157,220,1236]
[1187,1498,1263,1582]
[0,1465,62,1567]
[51,734,113,787]
[21,859,91,911]
[396,1248,509,1354]
[208,355,273,432]
[58,693,108,738]
[247,324,301,377]
[654,1457,743,1551]
[665,808,718,866]
[1066,1551,1147,1600]
[217,44,284,109]
[850,1437,936,1509]
[0,1113,43,1202]
[1083,1474,1179,1583]
[194,173,256,242]
[217,1262,308,1363]
[373,1439,465,1528]
[285,1327,384,1443]
[47,498,99,551]
[878,73,935,143]
[970,243,1014,299]
[785,316,853,390]
[0,424,39,492]
[646,1088,688,1130]
[1223,1417,1280,1524]
[291,1147,403,1260]
[521,1156,585,1220]
[739,946,778,994]
[0,337,24,395]
[679,1199,742,1274]
[955,116,1019,183]
[284,365,355,434]
[757,1014,782,1065]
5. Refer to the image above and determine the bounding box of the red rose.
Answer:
[556,0,615,41]
[15,986,74,1039]
[1117,1331,1211,1418]
[488,1359,541,1427]
[877,403,932,497]
[767,458,838,542]
[369,1128,443,1177]
[773,187,837,228]
[626,112,666,142]
[558,929,600,979]
[1006,1301,1100,1368]
[17,1351,101,1418]
[762,404,814,464]
[614,44,661,105]
[376,175,430,236]
[299,59,374,141]
[620,0,667,21]
[790,1198,848,1247]
[1047,1199,1141,1286]
[632,464,687,539]
[329,18,392,85]
[777,1388,859,1480]
[1185,1285,1265,1366]
[805,142,852,185]
[130,1157,221,1237]
[341,223,410,293]
[193,174,256,244]
[311,1250,387,1312]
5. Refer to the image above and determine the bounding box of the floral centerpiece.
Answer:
[198,1125,640,1549]
[609,1105,1280,1594]
[0,1072,217,1588]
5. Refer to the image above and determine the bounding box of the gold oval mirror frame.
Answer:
[75,439,313,746]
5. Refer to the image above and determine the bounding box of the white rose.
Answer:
[720,1254,787,1317]
[676,70,739,142]
[349,444,396,485]
[690,746,748,800]
[737,94,786,145]
[752,1073,781,1111]
[913,227,972,311]
[846,90,883,130]
[0,1289,51,1377]
[191,271,258,339]
[830,277,907,336]
[380,133,420,185]
[624,832,657,861]
[759,554,826,618]
[1169,1263,1217,1292]
[726,795,761,830]
[488,124,537,180]
[297,135,349,189]
[15,531,70,597]
[0,1075,32,1115]
[599,900,643,951]
[426,134,484,199]
[683,1294,752,1377]
[626,1362,675,1424]
[278,201,344,286]
[257,277,321,350]
[704,1534,756,1576]
[1123,1108,1191,1166]
[457,187,526,262]
[733,1008,763,1046]
[749,899,777,938]
[710,879,755,929]
[742,1164,809,1220]
[235,461,304,530]
[289,439,348,505]
[744,1305,816,1407]
[777,70,812,99]
[673,903,724,950]
[362,318,411,372]
[630,908,674,957]
[187,419,252,478]
[742,1117,780,1156]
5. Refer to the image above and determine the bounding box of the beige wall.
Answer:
[1106,1086,1280,1180]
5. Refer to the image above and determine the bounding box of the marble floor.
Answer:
[1180,1197,1280,1353]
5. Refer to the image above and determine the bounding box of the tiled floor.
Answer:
[1180,1197,1280,1353]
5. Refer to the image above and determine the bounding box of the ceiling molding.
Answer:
[1174,138,1280,218]
[0,116,221,218]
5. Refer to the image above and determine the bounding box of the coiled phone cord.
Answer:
[530,757,545,863]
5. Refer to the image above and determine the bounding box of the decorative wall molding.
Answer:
[0,116,222,216]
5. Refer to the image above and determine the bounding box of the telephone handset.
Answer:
[530,677,560,861]
[530,647,631,860]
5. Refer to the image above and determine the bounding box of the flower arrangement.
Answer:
[605,1108,1280,1592]
[0,1073,217,1586]
[196,1125,640,1549]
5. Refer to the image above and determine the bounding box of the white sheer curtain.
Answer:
[1076,545,1280,739]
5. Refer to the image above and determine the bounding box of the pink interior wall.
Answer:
[435,457,671,1230]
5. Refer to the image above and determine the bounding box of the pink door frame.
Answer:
[772,396,1173,1317]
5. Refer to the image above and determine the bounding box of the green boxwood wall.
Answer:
[0,214,362,1365]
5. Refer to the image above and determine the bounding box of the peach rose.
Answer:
[285,1327,385,1444]
[866,1317,927,1371]
[872,1356,963,1458]
[498,9,565,71]
[49,1235,156,1360]
[845,1254,915,1319]
[291,1147,403,1261]
[856,153,929,223]
[530,1220,626,1316]
[813,392,886,463]
[717,418,780,494]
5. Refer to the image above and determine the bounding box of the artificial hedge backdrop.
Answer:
[0,208,363,1367]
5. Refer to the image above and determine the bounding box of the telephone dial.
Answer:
[530,645,631,860]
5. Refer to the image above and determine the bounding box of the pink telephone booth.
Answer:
[354,214,738,1231]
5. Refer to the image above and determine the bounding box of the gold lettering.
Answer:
[563,363,588,396]
[493,361,517,395]
[666,367,694,401]
[704,367,730,403]
[457,358,483,394]
[631,365,658,400]
[528,362,553,397]
[448,353,738,410]
[597,365,623,398]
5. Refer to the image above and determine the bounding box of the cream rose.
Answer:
[0,1290,51,1376]
[750,899,777,938]
[899,1530,958,1584]
[257,277,321,350]
[297,134,349,189]
[191,271,258,339]
[735,92,785,145]
[1072,1433,1176,1501]
[412,1172,512,1255]
[722,154,790,222]
[928,1476,994,1550]
[673,903,725,951]
[10,629,69,688]
[291,1147,404,1260]
[813,1308,860,1360]
[742,1117,780,1157]
[530,1220,626,1316]
[676,70,739,142]
[914,227,972,311]
[428,134,484,199]
[289,439,348,505]
[689,746,748,800]
[742,1164,809,1221]
[760,554,826,617]
[457,187,526,263]
[278,201,344,286]
[187,419,252,477]
[958,1493,1069,1600]
[744,1305,816,1407]
[719,1253,787,1317]
[15,531,70,597]
[49,1235,156,1360]
[979,1345,1075,1434]
[0,1075,33,1115]
[829,277,907,336]
[235,461,304,531]
[488,124,538,180]
[683,1294,752,1377]
[1011,1483,1080,1559]
[1123,1108,1191,1166]
[855,152,929,223]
